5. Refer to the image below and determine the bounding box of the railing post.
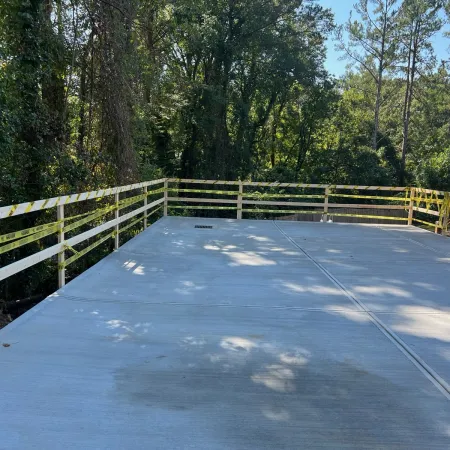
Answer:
[442,192,449,236]
[57,204,65,288]
[114,192,120,249]
[323,187,329,222]
[164,179,168,216]
[237,181,243,220]
[143,186,148,229]
[408,188,415,226]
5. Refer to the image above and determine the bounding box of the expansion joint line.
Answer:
[272,220,450,400]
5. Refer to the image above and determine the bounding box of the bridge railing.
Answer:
[1,178,449,289]
[0,179,167,287]
[167,179,411,223]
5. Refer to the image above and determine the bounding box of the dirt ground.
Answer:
[0,311,12,330]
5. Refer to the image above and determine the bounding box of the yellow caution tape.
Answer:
[64,231,115,267]
[411,197,443,205]
[145,205,163,218]
[438,192,450,231]
[119,215,145,234]
[244,193,325,199]
[65,205,164,266]
[168,206,238,211]
[328,194,405,201]
[331,213,409,221]
[64,244,80,257]
[414,218,440,228]
[0,223,61,255]
[244,209,324,215]
[0,191,166,255]
[119,188,165,209]
[0,209,96,244]
[168,188,238,196]
[63,204,117,233]
[0,221,62,245]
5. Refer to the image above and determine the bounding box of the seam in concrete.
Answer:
[273,220,450,401]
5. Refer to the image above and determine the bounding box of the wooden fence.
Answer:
[0,179,448,289]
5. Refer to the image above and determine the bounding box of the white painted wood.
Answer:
[0,179,167,219]
[168,197,238,204]
[166,179,408,191]
[57,205,65,288]
[413,206,440,217]
[242,200,324,207]
[114,193,120,250]
[164,180,168,216]
[408,188,415,225]
[324,187,329,222]
[415,187,446,195]
[328,204,406,210]
[0,198,164,282]
[143,187,148,229]
[237,182,243,220]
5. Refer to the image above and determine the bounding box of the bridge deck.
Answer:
[1,217,450,449]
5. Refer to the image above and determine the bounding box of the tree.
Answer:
[338,1,401,150]
[397,0,444,184]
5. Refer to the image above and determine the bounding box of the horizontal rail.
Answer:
[415,188,446,196]
[243,201,405,210]
[168,197,238,204]
[168,188,239,196]
[2,177,448,290]
[64,231,115,267]
[414,218,441,228]
[244,209,325,215]
[328,194,406,201]
[330,213,408,221]
[412,198,443,205]
[244,193,325,199]
[167,178,408,191]
[329,204,406,210]
[0,179,166,219]
[243,200,324,208]
[0,198,164,282]
[168,205,238,211]
[413,206,440,217]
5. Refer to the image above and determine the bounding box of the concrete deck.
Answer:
[1,217,450,449]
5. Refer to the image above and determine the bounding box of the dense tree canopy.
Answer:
[1,0,450,313]
[1,0,450,203]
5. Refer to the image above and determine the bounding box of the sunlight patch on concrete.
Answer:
[413,282,439,291]
[279,280,343,296]
[252,365,296,393]
[324,306,371,323]
[262,406,291,422]
[248,235,271,243]
[123,261,137,271]
[393,307,450,342]
[175,281,206,295]
[279,351,308,366]
[221,337,257,352]
[133,265,145,275]
[106,319,128,329]
[226,252,276,267]
[353,285,411,298]
[182,336,207,347]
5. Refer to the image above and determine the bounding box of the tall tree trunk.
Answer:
[401,22,419,184]
[373,6,388,150]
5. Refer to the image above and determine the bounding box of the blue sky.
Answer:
[318,0,450,77]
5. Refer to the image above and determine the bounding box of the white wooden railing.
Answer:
[0,179,448,289]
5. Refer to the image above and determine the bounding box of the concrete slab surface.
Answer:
[1,217,450,449]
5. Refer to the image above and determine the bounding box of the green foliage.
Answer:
[415,149,450,190]
[1,0,450,303]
